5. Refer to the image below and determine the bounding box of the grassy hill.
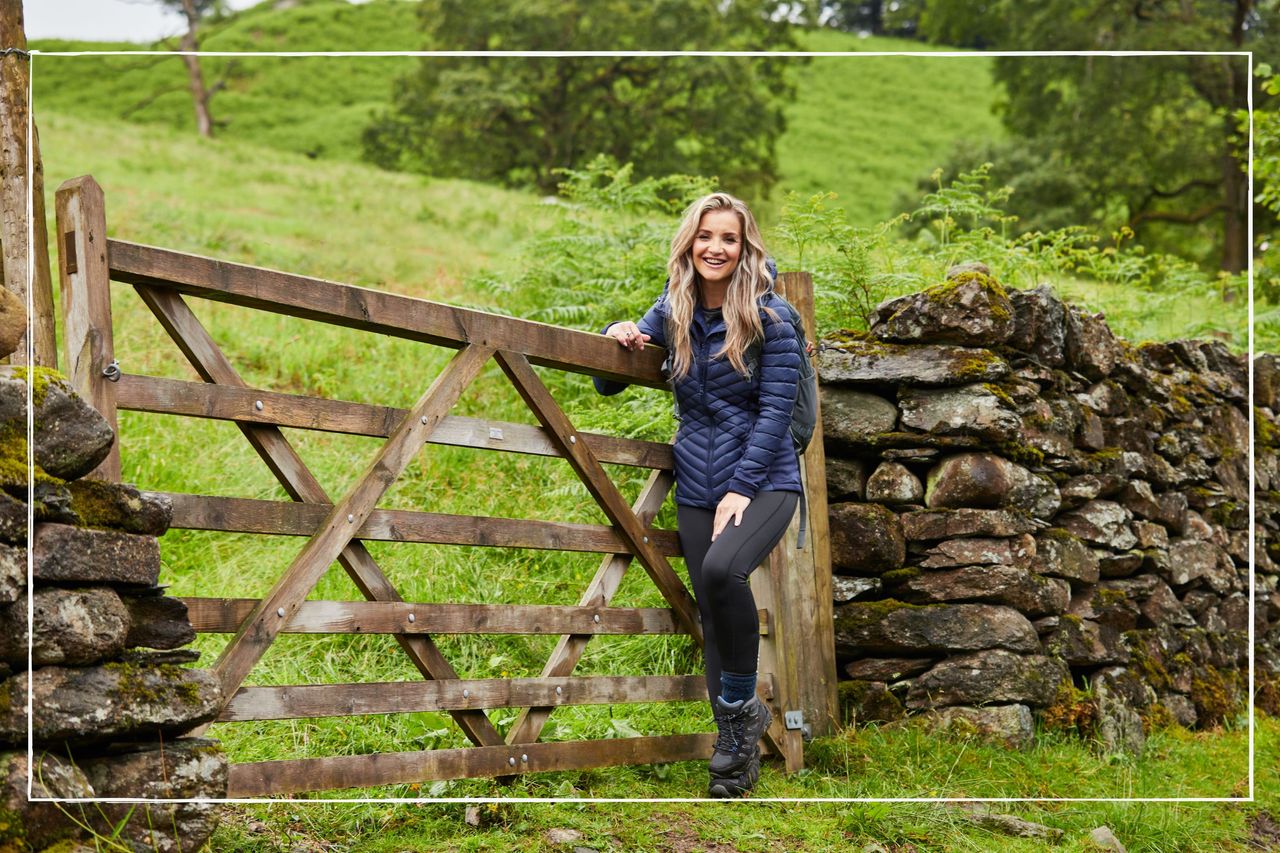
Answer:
[30,0,1005,225]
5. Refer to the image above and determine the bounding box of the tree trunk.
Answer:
[1219,55,1251,281]
[179,0,213,138]
[0,0,57,366]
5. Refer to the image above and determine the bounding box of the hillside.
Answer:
[29,0,1005,224]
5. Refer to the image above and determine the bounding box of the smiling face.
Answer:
[692,208,743,286]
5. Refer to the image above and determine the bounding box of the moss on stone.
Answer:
[981,382,1019,410]
[1139,701,1177,733]
[997,439,1045,467]
[1039,526,1083,545]
[1255,407,1280,449]
[1204,501,1240,526]
[880,567,923,586]
[1039,679,1098,736]
[0,425,61,488]
[920,272,1013,323]
[0,805,26,842]
[105,660,202,710]
[10,365,67,409]
[1094,587,1129,607]
[1129,643,1172,692]
[1188,665,1242,729]
[1088,446,1125,462]
[837,598,924,629]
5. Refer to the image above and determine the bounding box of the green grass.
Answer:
[778,29,1006,227]
[206,711,1277,851]
[29,0,1003,227]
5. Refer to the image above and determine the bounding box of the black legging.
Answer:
[676,490,800,702]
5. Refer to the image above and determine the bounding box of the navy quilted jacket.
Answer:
[594,272,803,509]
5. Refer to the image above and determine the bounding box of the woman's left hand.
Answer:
[712,491,751,541]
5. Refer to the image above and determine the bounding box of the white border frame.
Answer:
[24,46,1256,807]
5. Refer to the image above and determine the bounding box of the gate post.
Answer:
[55,175,119,481]
[754,271,837,744]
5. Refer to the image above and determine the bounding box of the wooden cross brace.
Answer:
[139,289,784,765]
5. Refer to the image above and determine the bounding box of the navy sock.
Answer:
[720,670,757,705]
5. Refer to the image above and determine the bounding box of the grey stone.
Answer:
[0,491,25,544]
[66,480,173,536]
[898,383,1021,442]
[0,289,25,360]
[897,564,1069,616]
[865,462,923,504]
[899,507,1037,541]
[0,543,23,604]
[0,662,222,744]
[1161,692,1198,728]
[123,594,195,650]
[1007,284,1067,367]
[917,533,1035,568]
[1064,306,1119,379]
[0,750,94,848]
[925,452,1059,518]
[1139,581,1197,629]
[1068,584,1141,632]
[1044,617,1129,665]
[1077,406,1106,449]
[1033,529,1100,583]
[33,522,160,586]
[1132,520,1168,549]
[832,575,883,602]
[1056,500,1136,550]
[1097,550,1144,579]
[820,387,898,445]
[1093,678,1146,755]
[1059,474,1103,507]
[80,738,227,853]
[1088,825,1128,852]
[829,502,905,575]
[905,649,1067,708]
[826,457,868,500]
[819,340,1010,387]
[834,601,1040,656]
[838,680,906,725]
[0,586,130,667]
[1182,510,1214,541]
[1075,379,1129,417]
[844,656,937,681]
[920,704,1037,751]
[871,274,1015,346]
[14,371,116,481]
[1153,539,1220,587]
[963,808,1064,840]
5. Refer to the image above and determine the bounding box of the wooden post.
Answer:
[0,1,57,366]
[762,271,837,738]
[55,176,119,481]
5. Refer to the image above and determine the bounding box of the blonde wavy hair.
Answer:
[664,192,779,381]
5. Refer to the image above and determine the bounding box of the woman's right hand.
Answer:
[606,321,651,351]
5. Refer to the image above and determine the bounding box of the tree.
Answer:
[916,0,1278,274]
[159,0,225,138]
[362,0,800,197]
[0,0,55,366]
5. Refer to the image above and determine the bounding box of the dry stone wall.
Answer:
[821,265,1270,754]
[0,366,226,852]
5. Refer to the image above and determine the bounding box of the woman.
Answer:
[594,192,803,798]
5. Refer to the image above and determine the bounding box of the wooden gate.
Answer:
[54,174,837,797]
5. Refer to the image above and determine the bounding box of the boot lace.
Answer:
[713,705,748,754]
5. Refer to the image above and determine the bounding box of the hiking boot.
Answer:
[708,745,760,798]
[708,694,772,778]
